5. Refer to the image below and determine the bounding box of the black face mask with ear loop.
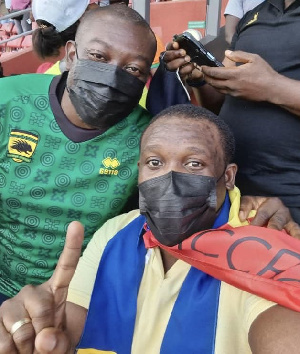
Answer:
[67,51,145,130]
[139,171,222,247]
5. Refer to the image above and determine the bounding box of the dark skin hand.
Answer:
[162,41,224,113]
[0,222,85,354]
[164,41,300,118]
[201,50,279,101]
[163,41,203,81]
[163,42,279,102]
[240,196,300,239]
[201,50,300,117]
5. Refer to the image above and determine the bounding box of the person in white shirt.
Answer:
[224,0,265,44]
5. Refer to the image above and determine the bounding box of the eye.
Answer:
[146,158,162,168]
[186,161,202,167]
[123,64,148,79]
[184,160,204,172]
[124,65,141,75]
[86,50,107,62]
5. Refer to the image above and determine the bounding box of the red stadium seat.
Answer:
[21,34,32,48]
[0,51,17,59]
[1,22,14,35]
[0,34,9,52]
[6,36,23,51]
[0,29,7,37]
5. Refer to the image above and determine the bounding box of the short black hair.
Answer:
[141,104,235,165]
[77,5,156,44]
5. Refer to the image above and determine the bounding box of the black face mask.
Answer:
[139,171,217,247]
[67,59,145,130]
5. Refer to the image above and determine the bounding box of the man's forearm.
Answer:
[193,84,225,115]
[267,74,300,117]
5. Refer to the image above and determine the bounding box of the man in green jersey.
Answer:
[0,5,156,301]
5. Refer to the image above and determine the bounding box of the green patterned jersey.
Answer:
[0,73,151,297]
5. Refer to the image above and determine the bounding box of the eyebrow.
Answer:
[185,146,208,155]
[140,144,161,153]
[84,38,112,50]
[133,54,152,67]
[142,145,208,155]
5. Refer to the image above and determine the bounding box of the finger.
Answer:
[30,221,83,332]
[22,285,55,334]
[166,41,179,51]
[204,78,232,92]
[223,55,237,67]
[202,65,238,83]
[0,319,18,354]
[265,211,288,231]
[35,327,72,354]
[165,57,191,73]
[201,68,229,86]
[250,210,273,227]
[0,285,57,347]
[250,200,286,229]
[163,48,186,63]
[179,62,195,77]
[250,197,290,229]
[225,49,255,64]
[239,195,260,221]
[11,319,35,354]
[284,221,300,240]
[50,221,84,292]
[1,298,35,354]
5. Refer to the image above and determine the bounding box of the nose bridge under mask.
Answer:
[67,58,145,129]
[71,59,144,97]
[139,171,218,246]
[139,171,217,198]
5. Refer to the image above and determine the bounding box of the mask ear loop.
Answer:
[66,41,79,94]
[74,42,79,60]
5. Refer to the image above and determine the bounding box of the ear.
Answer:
[224,163,237,190]
[64,40,77,71]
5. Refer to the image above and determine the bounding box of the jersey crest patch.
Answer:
[7,129,39,163]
